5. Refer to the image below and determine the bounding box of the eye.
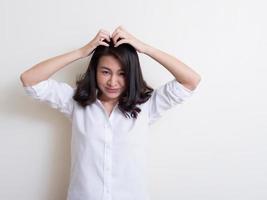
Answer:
[102,71,109,75]
[119,71,125,76]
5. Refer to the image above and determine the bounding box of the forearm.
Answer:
[143,44,201,90]
[20,48,84,87]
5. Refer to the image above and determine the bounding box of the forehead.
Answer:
[98,55,123,71]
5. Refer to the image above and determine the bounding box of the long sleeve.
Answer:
[148,79,195,125]
[23,78,75,120]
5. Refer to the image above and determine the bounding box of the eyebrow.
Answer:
[99,66,124,72]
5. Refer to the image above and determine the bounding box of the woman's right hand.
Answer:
[79,29,111,58]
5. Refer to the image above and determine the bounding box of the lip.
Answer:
[106,87,120,93]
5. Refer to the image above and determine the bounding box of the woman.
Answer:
[20,26,201,200]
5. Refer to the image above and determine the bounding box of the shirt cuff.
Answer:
[171,79,195,98]
[23,79,51,99]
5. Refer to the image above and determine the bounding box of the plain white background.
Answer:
[1,0,266,199]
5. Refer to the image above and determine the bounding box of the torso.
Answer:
[101,101,117,117]
[97,93,118,117]
[104,105,113,116]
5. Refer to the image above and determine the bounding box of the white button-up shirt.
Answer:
[23,78,194,200]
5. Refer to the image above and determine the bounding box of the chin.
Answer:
[107,93,120,98]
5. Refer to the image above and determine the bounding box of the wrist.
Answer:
[76,48,86,59]
[143,44,154,55]
[78,43,96,58]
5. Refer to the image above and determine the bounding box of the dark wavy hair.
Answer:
[73,39,153,119]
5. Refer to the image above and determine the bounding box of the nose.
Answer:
[107,75,118,87]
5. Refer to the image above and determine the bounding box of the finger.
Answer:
[112,32,121,44]
[111,31,117,40]
[114,39,127,47]
[115,26,128,36]
[100,29,110,36]
[103,31,111,42]
[99,41,109,47]
[99,33,110,42]
[111,27,121,39]
[115,25,124,33]
[99,30,111,42]
[113,31,127,44]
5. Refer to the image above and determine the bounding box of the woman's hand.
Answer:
[112,26,148,53]
[79,29,111,58]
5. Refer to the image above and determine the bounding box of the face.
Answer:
[96,55,126,102]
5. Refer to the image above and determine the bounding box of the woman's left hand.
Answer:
[111,26,148,53]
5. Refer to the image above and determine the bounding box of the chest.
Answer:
[72,102,150,138]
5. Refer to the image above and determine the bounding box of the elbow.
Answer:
[20,72,31,87]
[20,73,27,86]
[192,75,201,90]
[195,74,201,86]
[20,72,47,87]
[184,74,201,91]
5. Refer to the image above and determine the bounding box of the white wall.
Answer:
[1,0,267,199]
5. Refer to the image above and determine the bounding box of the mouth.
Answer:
[106,87,120,93]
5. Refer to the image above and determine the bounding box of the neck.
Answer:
[97,94,118,106]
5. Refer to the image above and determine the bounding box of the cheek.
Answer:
[96,74,106,84]
[120,78,126,87]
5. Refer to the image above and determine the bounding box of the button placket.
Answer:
[103,122,113,199]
